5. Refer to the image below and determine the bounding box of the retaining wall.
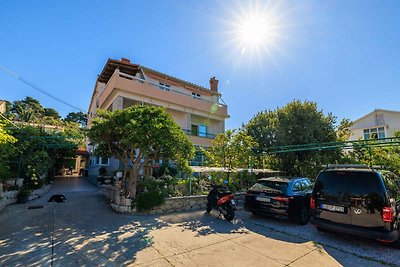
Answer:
[101,185,245,214]
[0,184,52,213]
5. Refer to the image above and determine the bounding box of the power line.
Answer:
[0,64,86,113]
[0,113,21,129]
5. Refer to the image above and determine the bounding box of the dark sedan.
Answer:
[244,177,313,225]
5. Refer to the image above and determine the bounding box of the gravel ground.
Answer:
[234,209,400,267]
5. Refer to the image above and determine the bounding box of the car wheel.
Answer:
[296,205,310,225]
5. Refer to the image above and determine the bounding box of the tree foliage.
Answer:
[64,111,87,126]
[203,129,257,170]
[0,119,17,180]
[245,100,339,177]
[88,106,195,197]
[347,131,400,175]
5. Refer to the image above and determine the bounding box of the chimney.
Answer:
[209,77,219,92]
[121,57,131,64]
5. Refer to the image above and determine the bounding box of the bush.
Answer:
[98,167,107,176]
[18,185,31,197]
[135,191,165,212]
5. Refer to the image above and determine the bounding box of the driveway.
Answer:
[0,177,398,266]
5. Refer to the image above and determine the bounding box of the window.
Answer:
[192,92,201,98]
[199,125,207,137]
[100,157,109,165]
[301,180,313,190]
[191,125,198,136]
[159,82,170,91]
[363,127,385,139]
[250,180,288,194]
[91,156,109,166]
[191,124,208,137]
[293,182,302,191]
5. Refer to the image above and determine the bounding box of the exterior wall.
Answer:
[349,110,400,140]
[87,62,229,171]
[166,108,189,129]
[0,101,5,114]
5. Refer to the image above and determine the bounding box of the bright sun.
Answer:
[238,16,270,47]
[228,1,286,58]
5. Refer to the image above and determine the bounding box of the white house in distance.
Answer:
[349,109,400,141]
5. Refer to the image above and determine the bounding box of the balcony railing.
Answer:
[182,129,217,139]
[117,71,227,107]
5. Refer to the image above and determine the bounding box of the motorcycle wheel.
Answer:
[206,203,212,213]
[223,204,235,221]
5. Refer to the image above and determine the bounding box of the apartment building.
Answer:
[349,109,400,141]
[0,100,6,114]
[87,58,229,174]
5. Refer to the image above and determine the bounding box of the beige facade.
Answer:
[88,58,228,146]
[0,100,6,114]
[87,58,229,172]
[349,109,400,141]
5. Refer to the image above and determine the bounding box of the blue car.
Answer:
[244,177,313,225]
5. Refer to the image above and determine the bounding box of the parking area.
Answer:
[0,177,399,266]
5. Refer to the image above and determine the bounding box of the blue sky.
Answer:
[1,1,399,130]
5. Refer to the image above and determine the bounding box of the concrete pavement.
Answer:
[0,177,395,266]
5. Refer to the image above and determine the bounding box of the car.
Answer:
[310,164,400,243]
[244,176,313,225]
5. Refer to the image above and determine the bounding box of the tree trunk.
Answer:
[127,168,138,198]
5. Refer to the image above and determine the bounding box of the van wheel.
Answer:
[296,205,310,225]
[390,231,400,249]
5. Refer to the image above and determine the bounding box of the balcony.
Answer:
[182,129,217,139]
[98,69,228,118]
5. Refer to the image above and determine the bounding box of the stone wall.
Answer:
[0,184,52,213]
[101,184,245,214]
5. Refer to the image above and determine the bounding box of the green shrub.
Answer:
[18,185,31,197]
[135,191,165,212]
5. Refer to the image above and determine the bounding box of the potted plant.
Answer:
[18,186,31,204]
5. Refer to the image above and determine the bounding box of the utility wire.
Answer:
[0,64,86,113]
[0,112,21,129]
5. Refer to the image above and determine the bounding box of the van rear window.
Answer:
[314,171,386,201]
[314,172,347,199]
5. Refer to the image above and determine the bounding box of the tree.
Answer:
[0,119,17,180]
[11,97,44,122]
[245,100,339,177]
[348,132,400,175]
[336,118,354,141]
[204,129,257,170]
[64,111,87,126]
[44,108,61,120]
[88,106,195,198]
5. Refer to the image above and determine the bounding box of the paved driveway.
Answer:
[0,177,398,266]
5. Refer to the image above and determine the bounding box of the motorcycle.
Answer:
[206,183,236,221]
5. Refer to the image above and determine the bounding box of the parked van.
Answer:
[311,165,400,243]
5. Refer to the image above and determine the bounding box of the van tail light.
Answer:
[382,207,393,222]
[310,197,316,210]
